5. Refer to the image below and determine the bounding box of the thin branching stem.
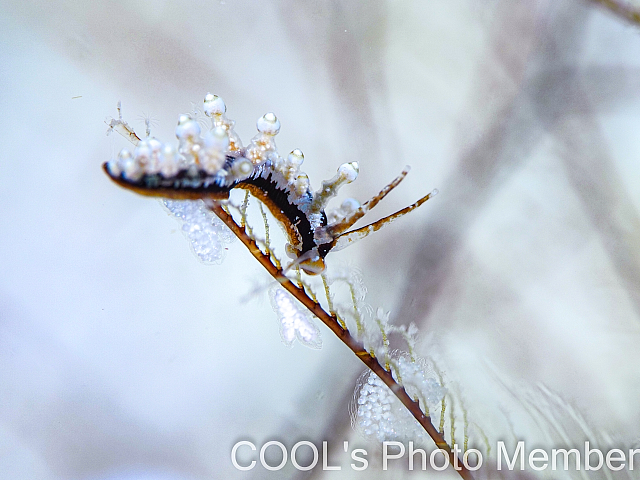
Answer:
[209,201,474,480]
[591,0,640,25]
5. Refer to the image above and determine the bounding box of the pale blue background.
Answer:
[1,1,639,479]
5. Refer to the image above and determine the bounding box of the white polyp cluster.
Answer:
[168,131,190,173]
[269,148,311,200]
[203,93,242,151]
[160,144,179,177]
[202,127,230,174]
[293,173,311,198]
[351,353,446,443]
[309,162,360,214]
[278,149,304,182]
[107,133,182,182]
[110,148,142,181]
[162,199,234,264]
[108,95,310,190]
[175,115,227,175]
[269,287,322,349]
[203,93,226,116]
[105,148,124,178]
[169,94,249,177]
[257,112,281,135]
[175,114,201,140]
[245,112,281,164]
[108,95,369,240]
[133,137,163,174]
[120,149,141,179]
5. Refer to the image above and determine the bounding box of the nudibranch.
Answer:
[103,94,437,274]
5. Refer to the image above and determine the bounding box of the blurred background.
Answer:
[1,0,640,479]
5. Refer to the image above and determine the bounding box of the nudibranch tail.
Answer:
[103,93,436,275]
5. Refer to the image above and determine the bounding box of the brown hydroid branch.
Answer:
[591,0,640,25]
[209,201,474,480]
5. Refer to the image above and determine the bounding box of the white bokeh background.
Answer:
[1,1,640,479]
